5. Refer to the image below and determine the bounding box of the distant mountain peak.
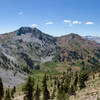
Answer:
[84,35,100,43]
[59,33,82,41]
[19,26,40,31]
[67,33,82,39]
[16,26,41,36]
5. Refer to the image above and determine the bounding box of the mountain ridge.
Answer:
[83,35,100,43]
[0,27,100,86]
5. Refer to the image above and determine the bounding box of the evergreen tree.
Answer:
[34,84,40,100]
[57,80,60,89]
[42,74,50,100]
[63,75,71,93]
[4,89,12,100]
[93,73,95,79]
[78,70,89,89]
[73,73,78,91]
[51,86,56,99]
[69,85,75,95]
[57,84,66,100]
[0,78,4,100]
[11,86,16,98]
[54,79,57,86]
[23,76,34,100]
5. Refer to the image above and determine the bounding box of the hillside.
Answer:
[13,73,100,100]
[70,73,100,100]
[0,27,59,86]
[0,27,100,86]
[56,33,100,72]
[0,27,59,70]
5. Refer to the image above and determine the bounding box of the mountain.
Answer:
[83,36,100,43]
[0,27,100,86]
[56,33,100,71]
[0,27,59,67]
[0,27,59,87]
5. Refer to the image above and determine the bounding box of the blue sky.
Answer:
[0,0,100,36]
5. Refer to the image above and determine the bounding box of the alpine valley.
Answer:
[0,27,100,87]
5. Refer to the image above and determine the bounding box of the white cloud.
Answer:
[18,11,23,15]
[73,20,82,24]
[31,24,38,28]
[45,22,53,25]
[64,20,71,23]
[64,19,94,25]
[64,20,72,27]
[85,22,94,25]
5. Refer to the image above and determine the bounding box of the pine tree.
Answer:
[78,70,89,89]
[0,78,4,100]
[4,89,12,100]
[69,85,75,95]
[54,79,57,86]
[11,86,16,98]
[42,74,50,100]
[57,80,60,89]
[51,86,56,99]
[63,75,71,93]
[73,73,78,91]
[93,73,95,79]
[34,84,40,100]
[57,84,66,100]
[23,76,34,100]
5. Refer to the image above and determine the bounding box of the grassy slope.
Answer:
[14,72,100,100]
[14,73,100,100]
[70,74,100,100]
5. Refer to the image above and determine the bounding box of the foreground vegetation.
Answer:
[0,68,92,100]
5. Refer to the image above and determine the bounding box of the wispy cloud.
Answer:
[73,20,82,24]
[64,19,95,25]
[85,22,94,25]
[64,20,71,24]
[18,11,23,15]
[64,20,72,26]
[31,24,38,28]
[45,21,53,25]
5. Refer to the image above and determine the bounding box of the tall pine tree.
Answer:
[69,85,76,95]
[42,74,50,100]
[73,72,78,91]
[11,86,16,98]
[63,74,71,93]
[57,84,66,100]
[34,84,40,100]
[4,89,12,100]
[0,78,4,100]
[23,76,34,100]
[51,86,56,99]
[79,70,89,89]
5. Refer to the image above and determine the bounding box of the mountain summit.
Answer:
[16,27,42,36]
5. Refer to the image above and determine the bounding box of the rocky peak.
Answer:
[16,27,42,36]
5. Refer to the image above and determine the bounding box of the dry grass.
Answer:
[70,74,100,100]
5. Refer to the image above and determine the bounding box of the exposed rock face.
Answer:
[0,27,60,86]
[0,27,59,67]
[0,69,27,87]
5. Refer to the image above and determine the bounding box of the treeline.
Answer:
[22,70,89,100]
[0,70,89,100]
